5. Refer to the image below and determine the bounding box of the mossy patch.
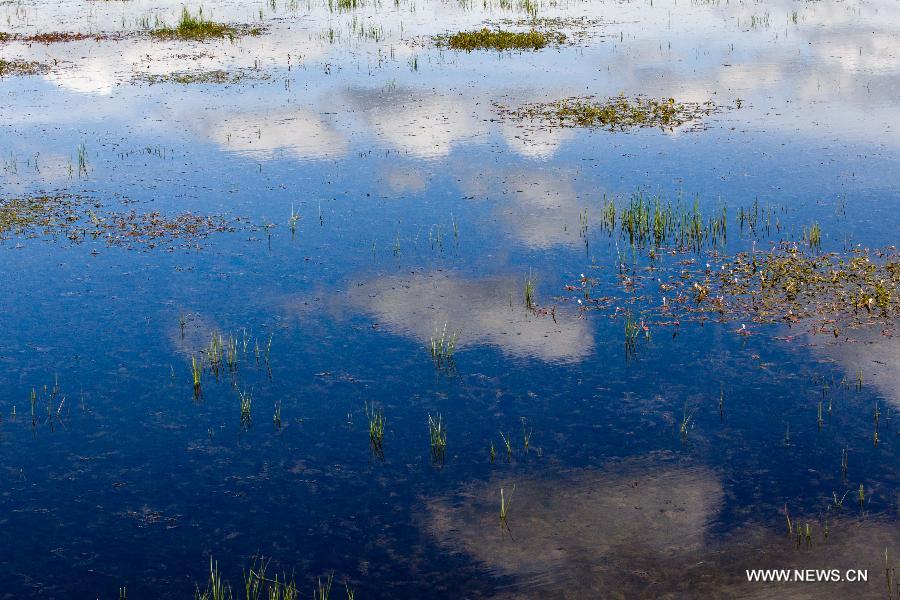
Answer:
[443,28,564,51]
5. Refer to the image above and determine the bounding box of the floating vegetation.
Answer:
[441,28,563,51]
[428,413,447,464]
[151,7,260,40]
[0,194,246,249]
[497,95,718,130]
[0,59,47,77]
[136,70,270,85]
[572,243,899,339]
[1,31,101,43]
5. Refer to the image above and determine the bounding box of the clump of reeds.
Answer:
[365,402,385,456]
[524,272,537,310]
[152,7,240,40]
[191,356,203,397]
[429,323,457,367]
[239,390,252,428]
[428,413,447,464]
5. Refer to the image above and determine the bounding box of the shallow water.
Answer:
[1,0,899,598]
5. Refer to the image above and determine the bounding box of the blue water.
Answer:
[2,0,899,597]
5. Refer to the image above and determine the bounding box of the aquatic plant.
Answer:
[239,390,253,428]
[679,403,695,439]
[885,548,896,600]
[445,28,562,51]
[499,430,513,461]
[195,557,231,600]
[151,7,248,40]
[807,222,822,249]
[499,486,513,531]
[428,414,447,464]
[289,204,299,236]
[524,272,537,310]
[429,323,458,367]
[273,401,282,429]
[624,311,640,357]
[315,572,333,600]
[500,95,717,130]
[197,556,300,600]
[191,356,203,397]
[365,402,385,454]
[76,142,88,177]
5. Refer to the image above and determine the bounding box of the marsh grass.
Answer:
[195,557,230,600]
[315,572,333,600]
[196,556,302,600]
[239,390,253,428]
[524,272,537,310]
[679,403,696,439]
[152,7,251,40]
[445,28,562,51]
[429,323,458,367]
[499,431,513,461]
[365,402,385,456]
[499,486,514,532]
[428,413,447,464]
[273,401,282,429]
[624,312,639,357]
[191,356,203,397]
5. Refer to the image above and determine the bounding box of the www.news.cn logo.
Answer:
[746,569,868,583]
